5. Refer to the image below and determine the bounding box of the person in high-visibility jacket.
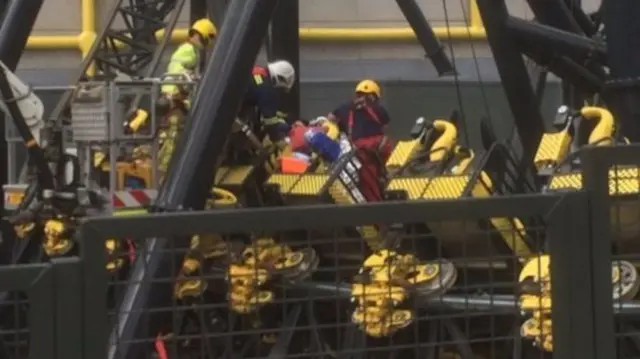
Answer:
[241,60,296,145]
[161,18,216,98]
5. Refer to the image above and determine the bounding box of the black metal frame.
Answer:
[78,192,591,358]
[475,0,544,182]
[475,0,609,176]
[579,145,640,359]
[0,258,84,359]
[395,0,455,76]
[110,2,281,358]
[603,0,640,141]
[269,0,301,121]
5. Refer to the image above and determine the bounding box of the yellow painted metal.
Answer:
[218,166,253,186]
[386,140,422,169]
[534,131,572,171]
[27,0,485,57]
[266,174,303,193]
[470,173,530,257]
[423,176,470,200]
[214,167,231,185]
[289,174,329,195]
[114,208,148,216]
[423,172,531,257]
[386,178,431,200]
[549,168,640,195]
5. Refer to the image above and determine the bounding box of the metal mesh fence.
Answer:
[580,145,640,359]
[0,261,79,359]
[80,194,585,359]
[0,292,29,358]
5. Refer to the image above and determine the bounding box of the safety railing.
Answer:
[0,259,85,359]
[579,144,640,359]
[73,191,590,359]
[3,80,200,212]
[26,0,485,58]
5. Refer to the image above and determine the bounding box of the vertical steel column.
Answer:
[604,0,640,141]
[476,0,544,184]
[109,2,279,359]
[395,0,455,76]
[269,0,300,121]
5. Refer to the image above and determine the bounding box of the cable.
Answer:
[440,0,469,147]
[460,0,494,127]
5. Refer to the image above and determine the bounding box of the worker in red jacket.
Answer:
[327,79,393,202]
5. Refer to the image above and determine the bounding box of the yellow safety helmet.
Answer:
[190,18,216,42]
[355,79,381,98]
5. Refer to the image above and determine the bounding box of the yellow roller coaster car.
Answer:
[518,255,639,352]
[537,106,640,249]
[387,117,536,269]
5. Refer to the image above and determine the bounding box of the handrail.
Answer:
[23,0,484,57]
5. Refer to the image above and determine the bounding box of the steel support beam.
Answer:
[561,0,590,105]
[526,0,583,33]
[109,2,278,359]
[395,0,455,76]
[269,0,300,121]
[563,0,597,36]
[526,0,594,106]
[476,0,543,184]
[506,17,605,64]
[603,0,640,141]
[521,47,603,94]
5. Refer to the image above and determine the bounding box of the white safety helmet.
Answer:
[267,60,296,90]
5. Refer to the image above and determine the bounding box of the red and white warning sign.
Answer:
[112,189,157,208]
[3,184,158,210]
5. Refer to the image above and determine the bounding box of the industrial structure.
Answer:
[0,0,637,359]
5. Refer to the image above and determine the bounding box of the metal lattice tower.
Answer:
[49,0,187,122]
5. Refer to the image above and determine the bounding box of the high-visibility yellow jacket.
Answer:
[162,42,199,96]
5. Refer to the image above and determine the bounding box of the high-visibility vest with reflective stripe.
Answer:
[162,42,199,95]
